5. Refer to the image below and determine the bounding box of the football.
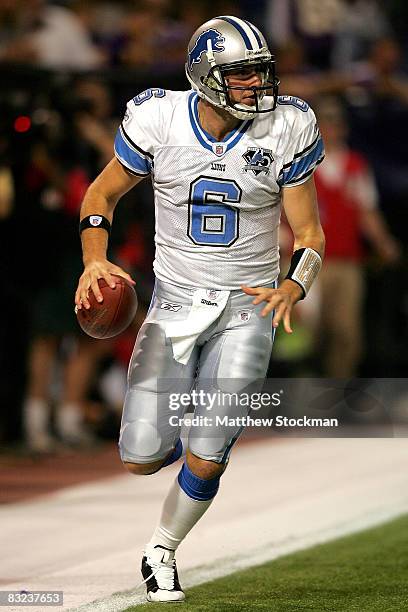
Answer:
[76,275,138,339]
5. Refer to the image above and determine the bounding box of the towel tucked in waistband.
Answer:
[162,288,230,364]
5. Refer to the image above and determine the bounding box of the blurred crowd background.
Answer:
[0,0,407,451]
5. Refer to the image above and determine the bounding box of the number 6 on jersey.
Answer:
[188,177,241,247]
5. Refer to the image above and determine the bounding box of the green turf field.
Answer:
[125,514,408,611]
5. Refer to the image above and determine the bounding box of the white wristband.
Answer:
[285,247,322,298]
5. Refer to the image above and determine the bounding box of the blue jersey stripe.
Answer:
[193,93,250,145]
[226,117,253,150]
[192,94,217,143]
[114,130,152,174]
[244,20,263,48]
[280,137,324,185]
[282,133,321,169]
[218,16,253,50]
[189,92,252,154]
[188,92,213,152]
[116,158,148,176]
[120,124,153,160]
[284,156,324,186]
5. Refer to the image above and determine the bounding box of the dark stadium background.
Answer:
[0,0,407,447]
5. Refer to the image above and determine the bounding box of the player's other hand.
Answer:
[75,258,136,310]
[241,280,303,333]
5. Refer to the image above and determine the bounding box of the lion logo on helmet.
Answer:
[188,29,225,69]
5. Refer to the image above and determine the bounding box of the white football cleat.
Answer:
[141,545,185,602]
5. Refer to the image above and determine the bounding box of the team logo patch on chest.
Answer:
[242,147,274,176]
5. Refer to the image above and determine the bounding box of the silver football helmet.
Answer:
[185,15,279,120]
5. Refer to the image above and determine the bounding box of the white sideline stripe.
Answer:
[68,505,407,612]
[67,504,407,612]
[2,439,408,612]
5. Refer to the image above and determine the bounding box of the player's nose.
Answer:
[248,72,262,87]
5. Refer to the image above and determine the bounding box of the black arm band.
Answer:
[79,215,111,236]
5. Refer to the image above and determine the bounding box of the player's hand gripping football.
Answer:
[75,258,135,310]
[241,280,303,333]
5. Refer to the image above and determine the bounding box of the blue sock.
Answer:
[177,461,220,501]
[162,438,183,468]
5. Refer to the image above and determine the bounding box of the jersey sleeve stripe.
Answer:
[292,131,321,161]
[114,150,150,176]
[120,123,154,161]
[283,155,325,186]
[282,132,321,169]
[279,137,324,185]
[116,157,149,177]
[114,130,152,174]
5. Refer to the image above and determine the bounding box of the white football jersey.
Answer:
[114,89,324,290]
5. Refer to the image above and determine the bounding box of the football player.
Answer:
[75,16,325,602]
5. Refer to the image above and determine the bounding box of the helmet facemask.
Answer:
[202,58,280,120]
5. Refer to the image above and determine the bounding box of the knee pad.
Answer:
[119,419,164,464]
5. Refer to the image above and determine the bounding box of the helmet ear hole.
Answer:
[202,69,224,95]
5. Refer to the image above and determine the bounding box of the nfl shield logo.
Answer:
[213,144,225,156]
[239,310,251,322]
[207,289,218,300]
[90,215,102,226]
